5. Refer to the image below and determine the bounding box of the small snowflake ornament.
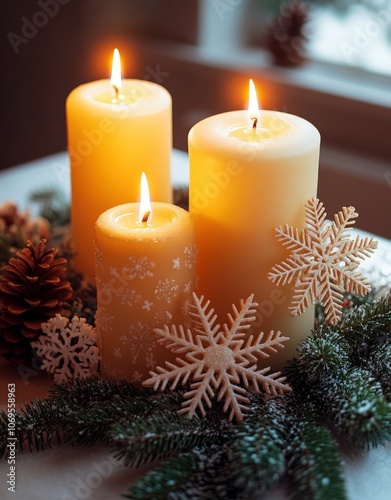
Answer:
[143,293,290,422]
[32,314,99,384]
[268,198,378,325]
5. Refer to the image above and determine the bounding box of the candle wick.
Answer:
[252,117,258,131]
[141,210,151,223]
[112,84,119,100]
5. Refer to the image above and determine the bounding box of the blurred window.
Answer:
[307,2,391,77]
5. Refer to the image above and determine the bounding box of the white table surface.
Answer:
[0,153,391,500]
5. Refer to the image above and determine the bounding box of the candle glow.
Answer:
[66,49,172,281]
[110,48,122,100]
[95,199,197,381]
[189,97,320,370]
[248,79,261,130]
[139,172,152,223]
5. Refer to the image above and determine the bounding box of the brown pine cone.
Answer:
[0,239,73,364]
[267,0,310,67]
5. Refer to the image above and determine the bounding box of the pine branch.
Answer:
[48,377,146,406]
[324,369,391,449]
[0,399,67,454]
[228,395,288,496]
[363,340,391,400]
[292,366,391,450]
[63,396,182,447]
[286,323,391,451]
[0,379,184,456]
[125,443,241,500]
[125,449,202,499]
[338,293,391,345]
[285,404,347,500]
[284,330,350,384]
[29,188,70,226]
[110,412,222,468]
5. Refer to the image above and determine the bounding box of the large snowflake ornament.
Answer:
[268,198,378,325]
[143,293,290,422]
[32,314,99,384]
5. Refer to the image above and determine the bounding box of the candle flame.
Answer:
[111,48,122,97]
[139,172,152,223]
[248,79,261,129]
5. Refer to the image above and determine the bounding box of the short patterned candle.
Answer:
[94,175,197,382]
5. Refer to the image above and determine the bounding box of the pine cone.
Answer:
[0,239,73,364]
[267,0,310,67]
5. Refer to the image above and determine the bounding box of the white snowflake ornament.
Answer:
[269,198,378,325]
[32,314,99,384]
[143,293,290,422]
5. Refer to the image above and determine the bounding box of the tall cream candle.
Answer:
[66,49,172,281]
[188,82,320,369]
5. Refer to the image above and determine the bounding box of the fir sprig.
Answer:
[125,448,206,499]
[287,355,391,449]
[0,378,185,455]
[365,341,391,399]
[339,294,391,345]
[125,444,240,500]
[318,369,391,449]
[110,412,223,468]
[1,290,390,500]
[285,404,347,500]
[228,395,288,496]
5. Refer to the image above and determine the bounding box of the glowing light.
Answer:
[138,172,152,223]
[111,48,122,97]
[248,79,261,129]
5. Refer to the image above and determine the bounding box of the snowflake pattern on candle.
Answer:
[95,246,104,273]
[128,323,155,363]
[125,256,155,279]
[119,288,142,307]
[184,244,197,269]
[153,310,173,326]
[95,308,114,332]
[143,300,154,311]
[95,243,197,381]
[155,279,179,303]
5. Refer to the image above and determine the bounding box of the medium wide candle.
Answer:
[67,49,172,281]
[95,175,197,382]
[188,81,320,369]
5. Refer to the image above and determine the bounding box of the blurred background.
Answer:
[0,0,390,235]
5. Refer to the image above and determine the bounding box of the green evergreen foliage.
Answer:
[286,294,391,450]
[228,396,288,496]
[317,369,391,449]
[285,405,347,500]
[125,444,240,500]
[110,412,222,467]
[29,188,70,226]
[0,191,390,499]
